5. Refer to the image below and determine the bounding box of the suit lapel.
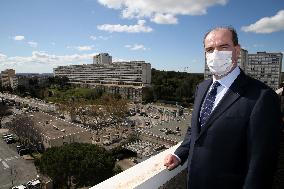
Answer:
[197,70,248,140]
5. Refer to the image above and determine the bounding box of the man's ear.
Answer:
[235,44,241,57]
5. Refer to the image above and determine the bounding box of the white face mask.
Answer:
[206,50,233,76]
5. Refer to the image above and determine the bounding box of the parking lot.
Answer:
[142,114,191,141]
[0,129,38,189]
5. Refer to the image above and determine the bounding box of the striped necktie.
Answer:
[200,81,221,127]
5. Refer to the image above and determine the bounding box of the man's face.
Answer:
[204,29,240,66]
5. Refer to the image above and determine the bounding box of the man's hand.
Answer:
[164,154,180,171]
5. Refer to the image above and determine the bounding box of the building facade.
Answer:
[54,53,151,101]
[247,52,282,90]
[1,69,18,89]
[93,53,112,64]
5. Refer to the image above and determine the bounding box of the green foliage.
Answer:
[37,143,116,188]
[14,76,70,99]
[48,76,70,89]
[1,85,13,93]
[148,69,204,106]
[0,103,11,128]
[113,164,123,175]
[46,87,104,104]
[142,86,154,103]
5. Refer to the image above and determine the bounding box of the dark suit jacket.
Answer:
[174,70,282,189]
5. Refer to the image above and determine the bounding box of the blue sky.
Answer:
[0,0,283,73]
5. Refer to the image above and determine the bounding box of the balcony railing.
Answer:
[90,142,187,189]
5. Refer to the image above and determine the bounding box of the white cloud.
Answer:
[113,57,128,62]
[90,35,97,40]
[0,53,7,61]
[76,45,94,51]
[13,36,39,48]
[90,35,112,40]
[28,41,38,48]
[14,35,25,41]
[252,44,264,48]
[125,44,148,51]
[150,13,178,24]
[241,10,284,34]
[98,35,112,40]
[98,0,228,24]
[97,20,153,33]
[0,51,98,73]
[68,45,95,51]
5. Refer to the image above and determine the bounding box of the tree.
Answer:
[142,86,154,103]
[8,114,43,150]
[0,103,12,128]
[58,94,128,130]
[48,76,70,89]
[102,94,128,124]
[37,143,116,189]
[151,68,203,106]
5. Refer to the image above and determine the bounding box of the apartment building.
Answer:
[93,53,112,64]
[247,52,282,90]
[1,69,18,89]
[53,53,151,101]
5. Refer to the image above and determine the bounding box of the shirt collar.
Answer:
[213,66,240,89]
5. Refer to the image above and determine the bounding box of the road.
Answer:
[0,129,38,189]
[0,93,56,112]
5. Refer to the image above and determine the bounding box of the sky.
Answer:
[0,0,284,73]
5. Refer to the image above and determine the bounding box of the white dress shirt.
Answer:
[203,66,241,113]
[172,66,241,163]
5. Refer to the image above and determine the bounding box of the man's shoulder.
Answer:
[245,74,274,91]
[198,79,212,88]
[242,73,278,97]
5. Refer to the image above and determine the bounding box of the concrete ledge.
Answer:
[91,142,187,189]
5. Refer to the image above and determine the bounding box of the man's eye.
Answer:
[206,49,213,53]
[221,45,229,49]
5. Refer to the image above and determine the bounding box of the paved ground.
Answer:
[0,129,38,189]
[141,115,191,142]
[116,159,136,171]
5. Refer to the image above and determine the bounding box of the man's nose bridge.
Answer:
[213,47,222,51]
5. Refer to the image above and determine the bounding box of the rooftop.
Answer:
[28,112,89,139]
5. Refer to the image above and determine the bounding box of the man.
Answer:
[164,26,282,189]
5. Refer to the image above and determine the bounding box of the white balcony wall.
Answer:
[91,142,187,189]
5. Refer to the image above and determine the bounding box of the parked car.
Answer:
[6,134,13,138]
[26,179,41,189]
[2,133,8,138]
[5,137,15,144]
[17,145,25,153]
[19,148,29,156]
[12,185,27,189]
[3,134,12,139]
